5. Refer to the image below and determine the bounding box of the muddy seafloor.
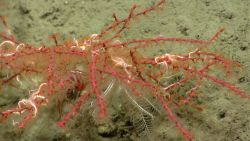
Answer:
[0,0,249,141]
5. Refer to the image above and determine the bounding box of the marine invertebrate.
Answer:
[0,0,249,140]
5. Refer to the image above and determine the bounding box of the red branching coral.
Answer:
[0,1,248,140]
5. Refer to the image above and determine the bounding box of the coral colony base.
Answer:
[0,0,249,141]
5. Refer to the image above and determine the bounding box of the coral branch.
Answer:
[57,92,90,128]
[90,48,107,118]
[157,95,193,141]
[200,72,249,99]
